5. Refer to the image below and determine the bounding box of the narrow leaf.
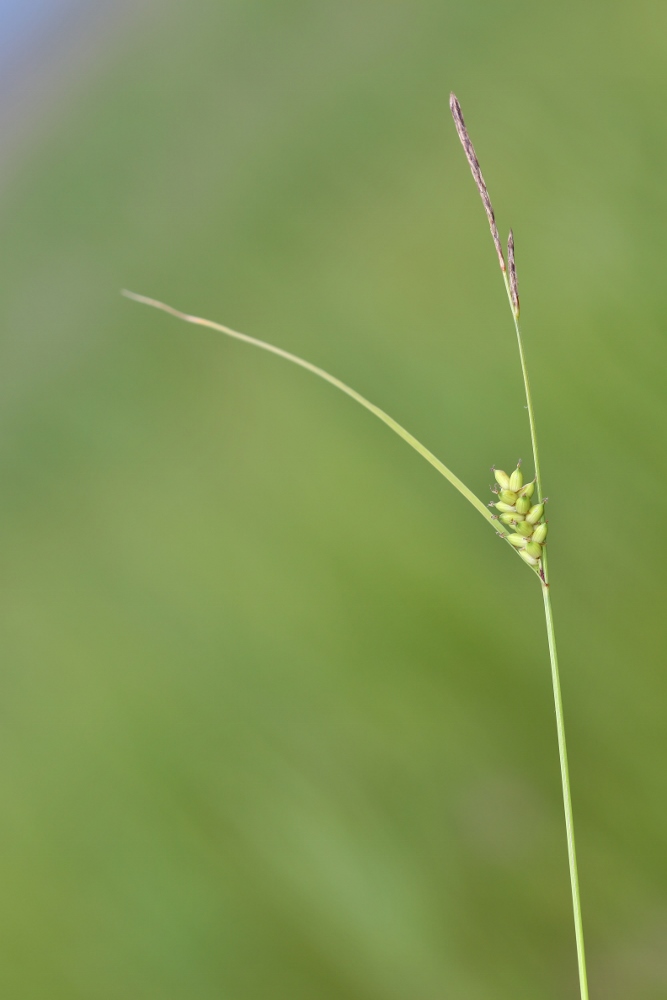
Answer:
[122,289,503,534]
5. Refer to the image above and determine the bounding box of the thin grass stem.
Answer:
[502,278,544,496]
[542,583,589,1000]
[502,268,589,1000]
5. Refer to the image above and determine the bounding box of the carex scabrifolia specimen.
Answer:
[450,92,589,1000]
[124,91,589,1000]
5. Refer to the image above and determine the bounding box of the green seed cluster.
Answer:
[491,465,547,569]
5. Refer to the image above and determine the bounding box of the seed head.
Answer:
[489,465,547,575]
[449,93,506,273]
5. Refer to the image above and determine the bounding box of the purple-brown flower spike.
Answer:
[449,93,506,273]
[508,229,520,318]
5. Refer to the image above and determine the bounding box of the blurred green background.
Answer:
[1,1,666,997]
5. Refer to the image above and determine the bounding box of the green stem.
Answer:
[500,274,589,999]
[503,276,544,501]
[542,583,589,1000]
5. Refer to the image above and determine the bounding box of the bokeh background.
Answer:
[1,2,666,997]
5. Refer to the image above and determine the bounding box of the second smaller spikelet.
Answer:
[490,463,547,571]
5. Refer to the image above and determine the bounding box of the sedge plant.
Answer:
[123,93,589,999]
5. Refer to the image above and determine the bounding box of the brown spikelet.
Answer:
[449,93,506,273]
[507,229,520,317]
